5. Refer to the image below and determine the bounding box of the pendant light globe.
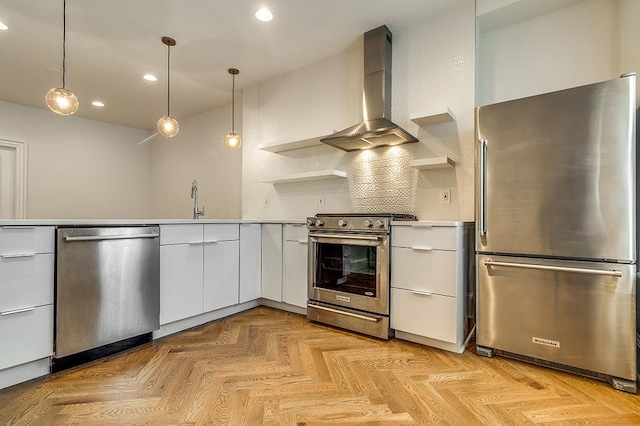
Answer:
[45,87,79,115]
[224,132,242,149]
[157,115,179,137]
[224,68,242,150]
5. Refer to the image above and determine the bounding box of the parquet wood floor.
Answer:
[1,306,640,425]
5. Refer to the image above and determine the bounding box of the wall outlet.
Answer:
[263,198,270,208]
[439,189,451,204]
[317,195,325,207]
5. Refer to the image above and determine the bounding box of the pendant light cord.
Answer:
[62,0,67,89]
[231,73,235,133]
[167,42,171,117]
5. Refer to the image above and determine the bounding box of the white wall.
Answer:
[242,3,476,221]
[149,99,242,219]
[619,0,640,102]
[477,0,620,105]
[0,100,150,219]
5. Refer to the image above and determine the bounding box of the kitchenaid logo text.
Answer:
[532,337,560,348]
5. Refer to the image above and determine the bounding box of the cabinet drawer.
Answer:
[391,247,458,297]
[391,288,458,344]
[0,304,53,370]
[204,224,239,242]
[283,223,307,242]
[392,225,459,250]
[0,226,54,255]
[0,253,54,311]
[160,224,203,245]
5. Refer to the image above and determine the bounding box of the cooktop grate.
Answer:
[314,213,417,220]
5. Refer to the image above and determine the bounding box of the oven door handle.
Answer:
[310,304,380,322]
[308,233,381,242]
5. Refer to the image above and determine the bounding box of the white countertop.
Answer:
[0,218,474,227]
[391,220,474,227]
[0,219,306,227]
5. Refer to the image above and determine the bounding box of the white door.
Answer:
[0,139,27,219]
[0,145,15,219]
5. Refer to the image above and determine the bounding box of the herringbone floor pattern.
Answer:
[2,306,640,425]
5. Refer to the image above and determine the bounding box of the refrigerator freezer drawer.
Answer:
[476,254,636,381]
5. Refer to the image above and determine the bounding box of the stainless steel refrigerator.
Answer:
[475,74,637,393]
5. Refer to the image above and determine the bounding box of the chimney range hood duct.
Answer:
[320,25,418,152]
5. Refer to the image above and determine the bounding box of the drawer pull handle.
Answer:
[411,247,433,252]
[411,224,433,229]
[310,304,380,322]
[484,259,622,277]
[298,240,308,244]
[188,241,204,246]
[1,226,36,230]
[1,307,36,316]
[0,253,37,259]
[64,233,159,242]
[204,240,219,244]
[411,290,433,296]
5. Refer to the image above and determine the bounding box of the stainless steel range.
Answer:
[307,213,416,339]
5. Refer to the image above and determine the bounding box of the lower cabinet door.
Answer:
[390,288,458,344]
[204,240,240,312]
[283,240,308,308]
[239,224,262,303]
[0,304,53,370]
[160,244,204,325]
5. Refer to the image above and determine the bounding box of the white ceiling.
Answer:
[0,0,472,131]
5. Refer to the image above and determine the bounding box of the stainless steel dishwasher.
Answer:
[53,226,160,371]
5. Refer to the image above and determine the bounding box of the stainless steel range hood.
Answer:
[320,25,418,152]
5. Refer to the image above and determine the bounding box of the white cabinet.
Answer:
[0,226,54,371]
[282,224,308,308]
[390,221,473,353]
[261,224,283,302]
[160,224,204,325]
[203,224,240,312]
[160,224,241,325]
[239,223,262,303]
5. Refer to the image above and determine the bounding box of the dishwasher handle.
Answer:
[63,233,159,242]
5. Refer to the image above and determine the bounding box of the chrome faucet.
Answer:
[191,180,205,219]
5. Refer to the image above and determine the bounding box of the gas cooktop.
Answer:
[314,213,417,221]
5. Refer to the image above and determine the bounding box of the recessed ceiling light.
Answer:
[143,74,157,82]
[0,22,8,31]
[255,8,273,22]
[92,101,105,107]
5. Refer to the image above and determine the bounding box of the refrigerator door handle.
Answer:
[484,259,622,277]
[478,138,487,237]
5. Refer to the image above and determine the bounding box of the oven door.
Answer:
[308,232,389,315]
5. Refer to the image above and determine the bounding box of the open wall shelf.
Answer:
[258,132,333,153]
[410,108,456,127]
[409,157,455,170]
[260,169,347,184]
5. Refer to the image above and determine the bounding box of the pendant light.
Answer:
[157,36,179,138]
[224,68,242,150]
[45,0,79,115]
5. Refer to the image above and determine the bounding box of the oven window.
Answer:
[315,243,377,297]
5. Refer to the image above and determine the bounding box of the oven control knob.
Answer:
[307,218,315,227]
[364,220,373,228]
[375,220,385,228]
[338,219,348,227]
[315,220,324,227]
